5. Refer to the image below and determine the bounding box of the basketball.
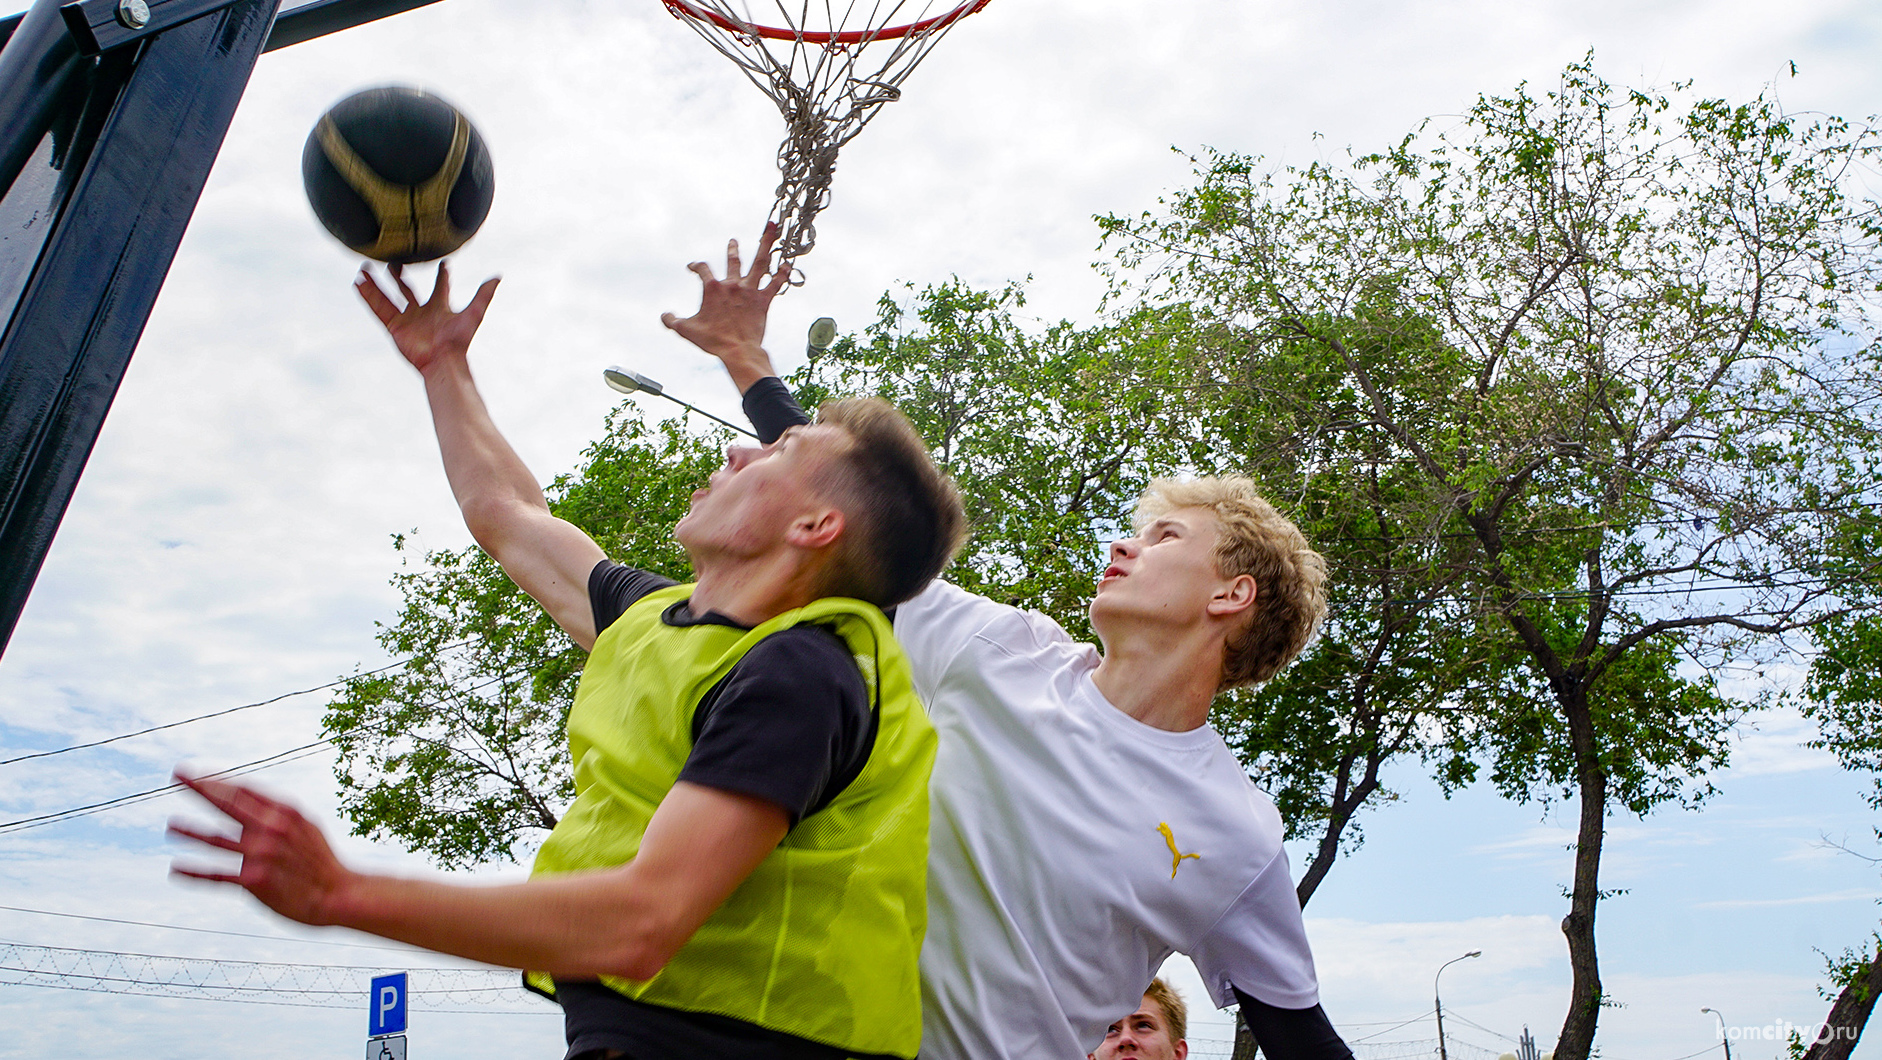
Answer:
[302,86,495,265]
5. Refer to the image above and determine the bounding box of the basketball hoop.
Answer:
[662,0,992,272]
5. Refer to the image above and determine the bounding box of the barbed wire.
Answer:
[1185,1036,1507,1060]
[0,941,554,1015]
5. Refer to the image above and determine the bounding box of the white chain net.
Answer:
[663,1,989,269]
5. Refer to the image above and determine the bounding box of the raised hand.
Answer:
[356,260,501,375]
[661,223,788,392]
[168,770,354,926]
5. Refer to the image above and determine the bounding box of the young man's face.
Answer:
[674,424,851,562]
[1090,994,1187,1060]
[1089,506,1235,635]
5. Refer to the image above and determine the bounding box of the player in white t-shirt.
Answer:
[668,227,1354,1060]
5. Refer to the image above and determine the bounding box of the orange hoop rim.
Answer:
[662,0,992,45]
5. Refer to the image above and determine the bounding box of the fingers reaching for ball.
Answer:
[356,261,501,376]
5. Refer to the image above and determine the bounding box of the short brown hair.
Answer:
[1143,977,1187,1044]
[811,397,967,608]
[1134,476,1327,690]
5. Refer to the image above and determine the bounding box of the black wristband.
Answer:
[742,376,813,444]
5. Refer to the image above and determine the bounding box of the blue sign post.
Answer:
[368,972,408,1035]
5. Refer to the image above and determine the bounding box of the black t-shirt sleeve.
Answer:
[1233,986,1356,1060]
[678,624,875,826]
[742,376,813,445]
[590,560,680,635]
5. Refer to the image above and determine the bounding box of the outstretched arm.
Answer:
[169,771,787,979]
[358,263,606,648]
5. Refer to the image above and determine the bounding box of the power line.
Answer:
[1338,571,1864,609]
[0,642,472,768]
[0,668,522,836]
[1348,1009,1438,1042]
[0,741,333,835]
[1446,1013,1521,1044]
[0,904,427,954]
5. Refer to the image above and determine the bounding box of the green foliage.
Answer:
[1805,614,1882,810]
[1467,634,1737,815]
[1198,312,1484,860]
[322,406,722,868]
[1102,54,1882,814]
[1821,938,1882,1002]
[789,279,1210,640]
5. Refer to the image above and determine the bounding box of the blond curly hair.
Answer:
[1133,477,1328,690]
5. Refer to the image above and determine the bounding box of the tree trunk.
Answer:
[1803,944,1882,1060]
[1233,1012,1261,1060]
[1235,753,1379,1060]
[1555,686,1607,1060]
[1295,771,1376,907]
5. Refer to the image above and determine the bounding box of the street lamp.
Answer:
[603,366,758,439]
[807,316,838,360]
[1435,950,1482,1060]
[1701,1008,1732,1060]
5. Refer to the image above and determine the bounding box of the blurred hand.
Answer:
[168,770,354,926]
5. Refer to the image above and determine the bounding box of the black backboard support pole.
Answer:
[0,0,449,658]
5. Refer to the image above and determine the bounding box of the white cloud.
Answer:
[1724,705,1841,778]
[1697,889,1880,909]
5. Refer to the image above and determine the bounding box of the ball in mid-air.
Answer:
[302,86,495,265]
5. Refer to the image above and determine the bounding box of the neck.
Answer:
[1088,624,1225,732]
[687,552,824,627]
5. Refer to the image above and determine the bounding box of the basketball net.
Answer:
[663,1,991,273]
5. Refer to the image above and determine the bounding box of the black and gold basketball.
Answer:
[302,87,495,265]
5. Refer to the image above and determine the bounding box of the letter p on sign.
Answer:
[368,972,408,1036]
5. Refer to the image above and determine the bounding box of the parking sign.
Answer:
[368,972,408,1037]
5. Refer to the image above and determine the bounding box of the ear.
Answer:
[787,507,845,551]
[1173,1041,1188,1060]
[1205,573,1257,619]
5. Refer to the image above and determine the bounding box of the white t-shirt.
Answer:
[895,581,1321,1060]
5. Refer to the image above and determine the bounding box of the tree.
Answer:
[1794,936,1882,1060]
[1798,612,1882,1060]
[1192,311,1495,907]
[321,406,722,868]
[1103,57,1882,1060]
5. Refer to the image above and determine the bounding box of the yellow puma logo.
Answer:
[1158,822,1200,879]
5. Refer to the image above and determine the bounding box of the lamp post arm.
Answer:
[659,393,759,439]
[1434,951,1480,1060]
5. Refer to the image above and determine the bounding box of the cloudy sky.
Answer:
[2,0,1880,1057]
